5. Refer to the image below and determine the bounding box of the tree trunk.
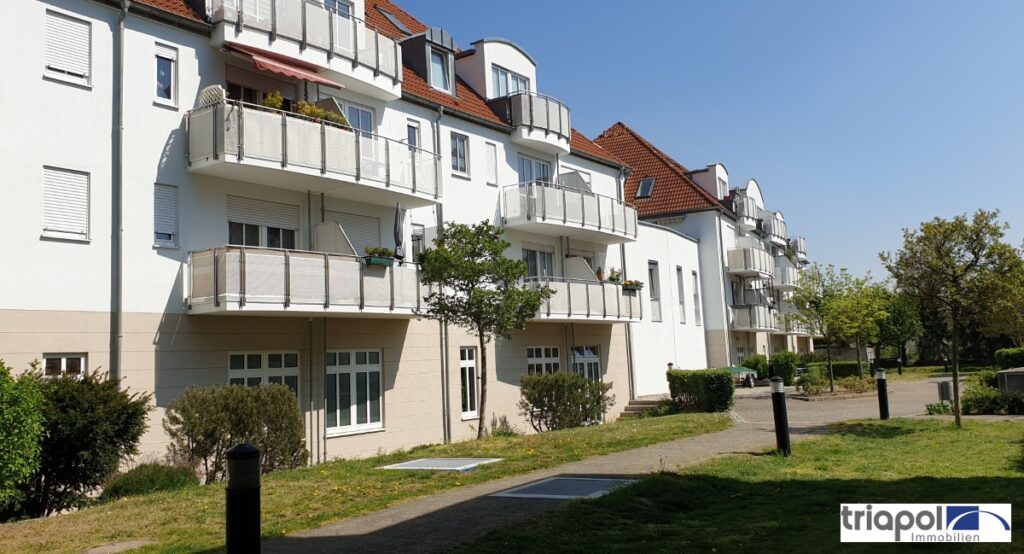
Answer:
[476,332,488,439]
[826,339,835,393]
[951,322,962,428]
[855,336,864,377]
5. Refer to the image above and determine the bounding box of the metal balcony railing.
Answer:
[208,0,401,82]
[774,266,800,289]
[760,216,788,242]
[790,236,808,260]
[727,248,775,277]
[186,99,440,199]
[503,181,638,240]
[733,305,778,331]
[487,92,571,143]
[525,277,642,321]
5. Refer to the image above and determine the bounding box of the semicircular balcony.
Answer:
[487,92,571,155]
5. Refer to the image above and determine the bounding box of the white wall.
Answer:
[455,39,538,100]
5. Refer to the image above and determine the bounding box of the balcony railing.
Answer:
[733,289,774,308]
[188,246,422,316]
[774,266,800,289]
[733,198,760,230]
[208,0,401,83]
[187,99,440,203]
[488,92,571,143]
[526,277,642,322]
[726,247,775,277]
[502,182,637,243]
[733,305,778,332]
[790,236,808,261]
[760,216,788,244]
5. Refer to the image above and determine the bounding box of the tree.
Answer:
[978,253,1024,346]
[880,210,1018,427]
[0,361,43,510]
[832,278,888,376]
[876,289,923,366]
[790,264,851,392]
[419,221,552,439]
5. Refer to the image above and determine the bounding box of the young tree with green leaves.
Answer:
[832,278,888,376]
[880,209,1019,427]
[419,221,552,439]
[790,263,851,393]
[0,361,43,510]
[876,289,923,366]
[978,253,1024,346]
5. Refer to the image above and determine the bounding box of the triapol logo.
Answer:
[840,504,1012,543]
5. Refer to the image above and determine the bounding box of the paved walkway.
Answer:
[265,380,939,554]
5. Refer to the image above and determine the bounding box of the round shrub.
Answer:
[994,347,1024,369]
[99,463,198,502]
[517,373,614,432]
[770,352,799,385]
[742,355,769,380]
[796,372,828,395]
[836,376,875,393]
[666,369,734,412]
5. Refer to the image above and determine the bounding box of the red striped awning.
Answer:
[224,42,345,89]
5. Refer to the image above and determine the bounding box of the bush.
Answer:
[666,369,734,412]
[0,361,44,509]
[796,372,828,395]
[806,361,868,379]
[993,347,1024,369]
[837,376,875,393]
[770,352,799,385]
[296,100,350,127]
[517,373,614,433]
[99,463,198,502]
[164,384,308,484]
[799,351,831,365]
[261,90,284,110]
[489,415,521,438]
[742,355,769,380]
[968,370,1000,389]
[925,402,952,415]
[364,246,395,258]
[638,398,685,418]
[6,371,151,518]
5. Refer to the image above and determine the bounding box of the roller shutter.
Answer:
[227,195,300,230]
[324,210,379,255]
[45,10,91,82]
[154,184,178,246]
[42,167,89,239]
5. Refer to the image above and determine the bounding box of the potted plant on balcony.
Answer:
[621,279,644,292]
[606,268,622,283]
[364,247,395,267]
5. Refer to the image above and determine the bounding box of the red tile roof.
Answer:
[594,122,723,218]
[136,0,205,23]
[570,130,626,167]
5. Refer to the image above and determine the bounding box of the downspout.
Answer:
[617,165,636,401]
[111,0,131,382]
[433,105,451,443]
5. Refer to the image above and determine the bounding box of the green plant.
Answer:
[666,369,734,412]
[622,279,643,287]
[489,415,521,438]
[0,361,44,509]
[799,351,830,365]
[925,401,952,415]
[770,352,799,384]
[638,398,684,418]
[364,246,395,258]
[517,373,614,432]
[606,268,622,283]
[742,354,769,380]
[994,347,1024,369]
[836,376,875,393]
[796,372,828,395]
[99,463,198,502]
[967,369,1000,389]
[261,90,284,110]
[296,100,350,126]
[163,384,307,484]
[805,361,867,379]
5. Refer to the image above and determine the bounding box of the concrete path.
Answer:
[264,380,940,554]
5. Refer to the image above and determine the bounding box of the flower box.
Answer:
[622,283,643,292]
[365,255,395,267]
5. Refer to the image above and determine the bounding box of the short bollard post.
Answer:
[226,443,260,554]
[876,368,890,420]
[770,376,791,457]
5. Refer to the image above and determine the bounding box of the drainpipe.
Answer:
[617,164,636,401]
[111,0,131,382]
[432,105,451,443]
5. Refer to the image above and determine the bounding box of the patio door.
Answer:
[572,346,601,382]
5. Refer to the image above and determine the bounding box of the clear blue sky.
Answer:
[397,0,1024,278]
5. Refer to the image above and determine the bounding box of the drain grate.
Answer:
[378,457,502,472]
[492,477,636,499]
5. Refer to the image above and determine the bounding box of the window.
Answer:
[429,48,452,92]
[44,354,85,378]
[459,347,478,418]
[226,196,300,249]
[450,132,469,175]
[226,82,293,111]
[406,120,420,150]
[266,226,296,249]
[155,44,177,105]
[717,177,728,198]
[693,271,702,325]
[228,352,299,394]
[45,10,91,86]
[324,0,352,17]
[649,261,662,322]
[676,266,686,324]
[228,222,261,247]
[527,347,559,375]
[347,104,374,138]
[491,65,530,97]
[571,346,600,382]
[635,177,655,199]
[516,154,550,183]
[325,350,383,434]
[485,142,498,185]
[154,184,178,247]
[411,224,425,262]
[522,248,554,278]
[42,167,89,240]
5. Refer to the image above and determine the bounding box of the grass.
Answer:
[0,412,729,553]
[459,419,1024,553]
[888,365,994,381]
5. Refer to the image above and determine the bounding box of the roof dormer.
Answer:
[455,38,537,100]
[401,28,458,95]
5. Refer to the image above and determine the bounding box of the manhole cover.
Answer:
[492,477,636,499]
[379,458,502,472]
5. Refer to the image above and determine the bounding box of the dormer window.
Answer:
[430,48,452,93]
[717,177,728,198]
[492,65,529,97]
[636,177,655,199]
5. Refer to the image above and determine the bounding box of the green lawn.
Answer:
[0,412,729,554]
[459,419,1024,553]
[888,365,994,381]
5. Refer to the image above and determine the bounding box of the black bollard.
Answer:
[876,368,890,420]
[770,376,791,456]
[226,443,261,553]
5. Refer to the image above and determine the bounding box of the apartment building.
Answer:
[2,0,713,459]
[595,123,813,369]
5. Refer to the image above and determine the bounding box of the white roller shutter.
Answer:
[42,167,89,239]
[225,65,298,100]
[485,142,498,185]
[227,195,300,230]
[324,210,379,255]
[45,10,91,83]
[154,184,178,247]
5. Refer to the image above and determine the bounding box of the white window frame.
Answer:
[636,177,655,198]
[411,223,425,262]
[154,43,178,108]
[44,9,92,87]
[324,349,384,436]
[154,183,178,248]
[676,266,687,324]
[43,353,86,379]
[491,64,530,97]
[527,346,560,375]
[228,221,297,249]
[450,132,469,177]
[429,48,453,93]
[406,119,420,149]
[649,261,662,322]
[693,271,703,325]
[228,352,301,395]
[41,166,90,242]
[522,247,555,278]
[459,347,478,419]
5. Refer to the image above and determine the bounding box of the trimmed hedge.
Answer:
[99,463,198,502]
[666,369,734,412]
[770,352,799,385]
[806,361,868,379]
[994,347,1024,369]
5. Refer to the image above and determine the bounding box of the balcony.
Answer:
[487,92,571,155]
[502,182,638,244]
[208,0,401,100]
[790,236,808,262]
[526,277,642,323]
[188,246,422,317]
[760,216,788,246]
[726,248,774,278]
[774,266,800,290]
[187,99,440,208]
[732,305,778,332]
[733,198,760,231]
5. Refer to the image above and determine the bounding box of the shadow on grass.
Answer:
[831,421,919,439]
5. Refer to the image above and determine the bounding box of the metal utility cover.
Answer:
[378,458,502,472]
[492,477,636,499]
